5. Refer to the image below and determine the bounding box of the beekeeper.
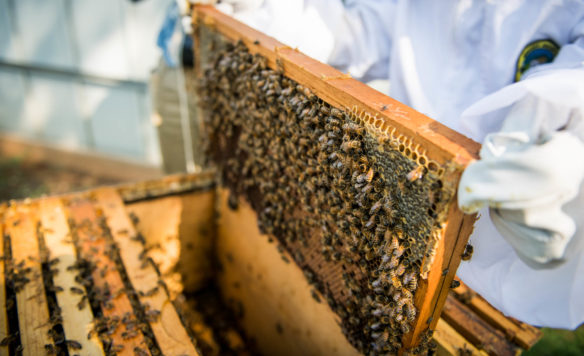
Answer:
[197,0,584,329]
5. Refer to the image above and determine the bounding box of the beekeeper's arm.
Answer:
[458,29,584,268]
[206,0,395,82]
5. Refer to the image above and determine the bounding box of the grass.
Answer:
[524,325,584,356]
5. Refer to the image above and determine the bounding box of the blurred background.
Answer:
[0,0,166,165]
[0,0,204,197]
[0,1,583,354]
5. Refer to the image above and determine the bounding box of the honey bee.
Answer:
[372,330,389,344]
[390,235,399,250]
[390,275,402,288]
[395,313,404,322]
[365,249,376,262]
[303,87,316,101]
[356,172,369,184]
[405,302,417,322]
[371,276,385,289]
[348,316,360,325]
[311,289,321,303]
[393,244,405,258]
[407,275,418,291]
[77,295,88,310]
[331,107,343,119]
[66,340,82,350]
[365,215,377,230]
[406,165,425,182]
[395,263,406,276]
[401,288,413,300]
[343,122,365,135]
[368,322,382,332]
[228,193,239,210]
[365,168,374,183]
[402,271,415,285]
[70,286,84,295]
[461,243,474,261]
[110,344,124,353]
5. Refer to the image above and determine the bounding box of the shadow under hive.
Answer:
[196,23,474,355]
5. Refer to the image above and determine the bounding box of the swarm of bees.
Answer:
[5,258,32,293]
[198,29,454,355]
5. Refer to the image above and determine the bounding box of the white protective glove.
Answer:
[458,77,584,269]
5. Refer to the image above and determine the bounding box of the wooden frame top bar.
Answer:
[193,5,480,167]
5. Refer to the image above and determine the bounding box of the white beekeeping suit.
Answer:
[214,0,584,329]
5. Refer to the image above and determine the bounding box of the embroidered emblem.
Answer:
[515,39,560,82]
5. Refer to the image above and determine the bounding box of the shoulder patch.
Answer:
[515,39,560,82]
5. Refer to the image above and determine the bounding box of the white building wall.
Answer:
[0,0,172,165]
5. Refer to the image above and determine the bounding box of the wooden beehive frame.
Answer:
[192,5,481,352]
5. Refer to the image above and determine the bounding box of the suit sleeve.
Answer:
[221,0,396,82]
[458,16,584,268]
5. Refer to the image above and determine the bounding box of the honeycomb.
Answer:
[196,29,454,355]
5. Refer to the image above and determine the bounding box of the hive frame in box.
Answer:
[192,5,480,352]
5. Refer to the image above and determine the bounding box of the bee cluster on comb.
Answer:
[196,28,456,355]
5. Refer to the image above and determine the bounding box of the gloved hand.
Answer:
[158,1,193,67]
[458,93,584,269]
